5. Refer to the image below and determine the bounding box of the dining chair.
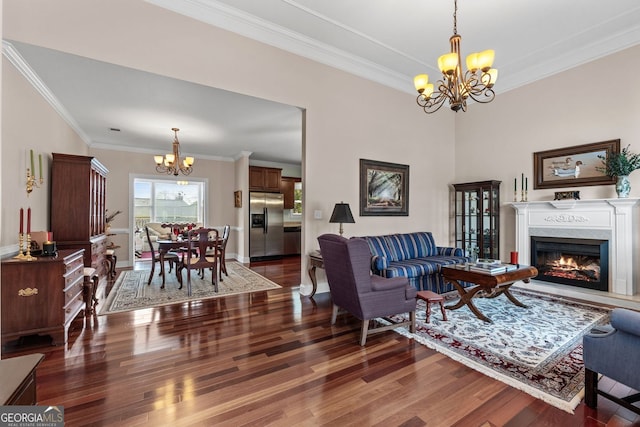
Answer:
[145,226,180,289]
[179,227,220,296]
[205,225,230,281]
[219,225,231,278]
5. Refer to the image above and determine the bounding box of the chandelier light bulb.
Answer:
[414,74,430,93]
[477,49,495,72]
[466,52,480,72]
[438,52,458,75]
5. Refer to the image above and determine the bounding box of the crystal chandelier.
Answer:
[154,128,195,176]
[413,0,498,113]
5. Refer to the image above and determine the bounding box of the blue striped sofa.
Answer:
[361,232,470,293]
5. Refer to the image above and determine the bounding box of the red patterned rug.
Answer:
[389,289,610,413]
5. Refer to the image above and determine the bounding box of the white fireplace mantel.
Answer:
[510,198,639,296]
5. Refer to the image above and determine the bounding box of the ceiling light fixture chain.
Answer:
[413,0,498,114]
[153,128,195,176]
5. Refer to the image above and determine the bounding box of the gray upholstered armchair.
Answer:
[583,308,640,414]
[317,234,417,346]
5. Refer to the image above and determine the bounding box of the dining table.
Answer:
[156,237,222,285]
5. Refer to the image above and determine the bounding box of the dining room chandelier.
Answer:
[154,128,195,176]
[413,0,498,114]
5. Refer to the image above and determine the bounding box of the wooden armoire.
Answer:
[50,153,109,276]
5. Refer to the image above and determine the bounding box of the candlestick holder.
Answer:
[14,233,26,259]
[520,190,528,202]
[513,190,518,202]
[24,233,37,261]
[26,168,44,196]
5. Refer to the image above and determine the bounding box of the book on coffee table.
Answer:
[469,263,519,275]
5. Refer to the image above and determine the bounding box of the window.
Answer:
[293,181,302,215]
[134,178,205,229]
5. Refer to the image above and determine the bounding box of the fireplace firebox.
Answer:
[530,236,609,291]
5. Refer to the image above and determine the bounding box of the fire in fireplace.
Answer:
[530,236,609,291]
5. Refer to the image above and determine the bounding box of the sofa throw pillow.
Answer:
[384,234,411,261]
[383,232,437,260]
[410,232,438,258]
[364,235,392,259]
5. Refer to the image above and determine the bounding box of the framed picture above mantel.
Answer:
[533,139,620,189]
[359,159,409,216]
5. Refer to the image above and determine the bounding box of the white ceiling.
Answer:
[6,0,640,165]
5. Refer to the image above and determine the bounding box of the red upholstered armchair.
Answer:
[317,234,417,346]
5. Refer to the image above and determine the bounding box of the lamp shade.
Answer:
[329,203,355,224]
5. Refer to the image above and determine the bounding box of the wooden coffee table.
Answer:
[441,264,538,322]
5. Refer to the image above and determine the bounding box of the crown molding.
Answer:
[145,0,414,94]
[146,0,640,98]
[2,40,93,145]
[90,140,235,162]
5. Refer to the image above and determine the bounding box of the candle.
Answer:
[27,207,31,234]
[514,178,517,191]
[19,208,24,234]
[39,154,43,179]
[521,173,524,191]
[525,177,528,191]
[30,149,35,174]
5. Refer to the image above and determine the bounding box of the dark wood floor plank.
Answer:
[1,255,633,426]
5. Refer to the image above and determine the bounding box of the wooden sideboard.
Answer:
[1,249,85,348]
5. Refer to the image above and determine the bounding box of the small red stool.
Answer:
[416,290,447,323]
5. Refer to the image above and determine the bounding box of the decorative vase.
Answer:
[616,175,631,198]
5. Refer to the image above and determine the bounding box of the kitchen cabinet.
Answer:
[1,249,85,347]
[453,180,501,260]
[249,166,281,192]
[51,153,109,276]
[281,176,301,209]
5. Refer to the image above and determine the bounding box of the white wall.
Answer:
[455,44,640,258]
[6,1,637,296]
[0,60,87,252]
[2,0,454,292]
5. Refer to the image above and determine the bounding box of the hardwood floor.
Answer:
[2,256,639,426]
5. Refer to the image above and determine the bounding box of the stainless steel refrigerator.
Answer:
[249,192,284,260]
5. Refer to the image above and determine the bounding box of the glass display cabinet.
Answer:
[453,180,501,260]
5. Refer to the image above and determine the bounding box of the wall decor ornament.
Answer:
[533,140,619,189]
[359,159,409,216]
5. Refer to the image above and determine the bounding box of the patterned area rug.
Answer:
[99,262,281,314]
[390,290,610,413]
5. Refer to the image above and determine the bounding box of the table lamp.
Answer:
[329,202,355,236]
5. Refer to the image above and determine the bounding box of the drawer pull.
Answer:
[18,287,38,297]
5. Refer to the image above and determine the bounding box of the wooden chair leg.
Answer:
[148,261,155,285]
[409,310,416,333]
[331,304,340,324]
[585,368,598,408]
[360,320,370,346]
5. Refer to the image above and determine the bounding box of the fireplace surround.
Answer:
[511,198,639,296]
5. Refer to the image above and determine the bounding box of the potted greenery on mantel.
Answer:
[597,145,640,198]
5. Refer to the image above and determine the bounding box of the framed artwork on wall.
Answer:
[234,190,242,208]
[359,159,409,216]
[533,139,619,189]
